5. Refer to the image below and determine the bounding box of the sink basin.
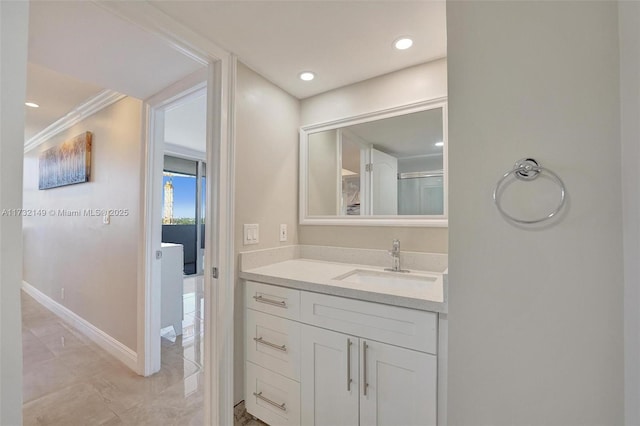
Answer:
[334,269,438,291]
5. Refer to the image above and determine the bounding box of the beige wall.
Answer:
[299,225,447,253]
[23,97,143,351]
[1,1,28,423]
[620,2,640,424]
[300,59,449,253]
[301,59,447,125]
[234,62,301,403]
[447,2,623,424]
[308,130,338,216]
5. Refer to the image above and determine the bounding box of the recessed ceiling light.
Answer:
[435,141,444,147]
[394,37,413,50]
[299,71,315,81]
[25,102,39,108]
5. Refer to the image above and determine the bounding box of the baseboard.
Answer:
[22,281,138,373]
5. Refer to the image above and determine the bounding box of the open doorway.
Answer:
[154,85,208,374]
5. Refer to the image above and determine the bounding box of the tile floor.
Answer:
[21,276,267,426]
[234,402,268,426]
[21,277,205,426]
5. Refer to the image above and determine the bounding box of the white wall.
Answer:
[234,62,301,403]
[300,59,449,253]
[23,97,143,351]
[447,2,623,424]
[619,1,640,424]
[398,155,443,174]
[0,1,28,424]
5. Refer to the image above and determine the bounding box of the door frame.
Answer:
[141,75,207,376]
[94,3,237,425]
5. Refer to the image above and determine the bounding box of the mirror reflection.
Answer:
[307,107,445,217]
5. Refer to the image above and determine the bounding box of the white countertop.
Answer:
[239,258,447,313]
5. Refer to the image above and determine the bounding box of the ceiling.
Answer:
[347,107,444,158]
[25,63,104,141]
[164,91,207,153]
[25,1,446,143]
[28,1,203,101]
[150,1,447,99]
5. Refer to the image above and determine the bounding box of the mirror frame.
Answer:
[299,97,448,227]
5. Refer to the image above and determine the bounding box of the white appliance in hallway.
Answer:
[161,242,185,337]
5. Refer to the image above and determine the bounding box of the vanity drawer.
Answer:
[246,281,300,320]
[246,361,301,426]
[300,291,437,354]
[246,309,301,381]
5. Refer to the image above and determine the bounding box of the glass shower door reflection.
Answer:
[398,175,444,216]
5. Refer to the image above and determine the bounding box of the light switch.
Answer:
[279,224,288,242]
[243,224,259,245]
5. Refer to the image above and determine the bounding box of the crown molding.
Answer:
[24,89,126,153]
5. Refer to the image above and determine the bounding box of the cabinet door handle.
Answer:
[253,392,287,412]
[253,295,287,308]
[362,341,369,396]
[347,338,353,391]
[253,337,287,352]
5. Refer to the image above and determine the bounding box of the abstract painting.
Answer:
[39,132,92,190]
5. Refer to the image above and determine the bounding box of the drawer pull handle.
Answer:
[253,391,287,412]
[347,338,353,391]
[363,341,369,396]
[253,295,287,308]
[253,337,287,352]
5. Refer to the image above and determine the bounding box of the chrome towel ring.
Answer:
[493,158,566,224]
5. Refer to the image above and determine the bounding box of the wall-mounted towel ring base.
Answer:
[514,158,539,180]
[493,158,566,224]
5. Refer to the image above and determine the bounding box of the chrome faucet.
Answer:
[385,239,409,273]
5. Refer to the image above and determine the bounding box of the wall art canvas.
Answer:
[39,132,92,190]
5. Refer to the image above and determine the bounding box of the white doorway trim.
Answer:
[94,2,237,425]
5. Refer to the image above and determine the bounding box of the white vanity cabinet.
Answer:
[301,326,360,426]
[245,282,302,426]
[245,280,439,426]
[358,339,437,425]
[300,326,437,426]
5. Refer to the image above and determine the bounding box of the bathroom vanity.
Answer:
[239,93,450,425]
[239,249,447,426]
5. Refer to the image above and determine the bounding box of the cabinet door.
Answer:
[301,325,359,426]
[360,340,437,426]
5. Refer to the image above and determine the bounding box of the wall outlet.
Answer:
[243,224,259,245]
[279,224,288,242]
[61,288,65,300]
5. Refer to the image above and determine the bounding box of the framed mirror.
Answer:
[300,98,447,226]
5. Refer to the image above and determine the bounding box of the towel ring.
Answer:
[493,158,566,224]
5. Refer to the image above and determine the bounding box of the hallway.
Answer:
[21,289,204,425]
